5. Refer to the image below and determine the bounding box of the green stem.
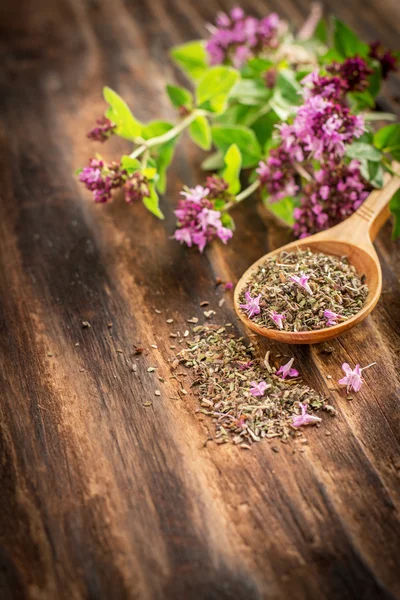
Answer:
[382,158,400,177]
[223,179,261,212]
[129,109,206,160]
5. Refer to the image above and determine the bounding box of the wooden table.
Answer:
[1,1,399,598]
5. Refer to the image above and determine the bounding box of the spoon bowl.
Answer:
[234,172,400,344]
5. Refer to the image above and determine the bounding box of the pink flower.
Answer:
[181,185,209,203]
[206,8,282,67]
[79,158,126,203]
[290,272,313,295]
[293,161,371,238]
[256,148,298,202]
[270,311,285,329]
[173,185,233,252]
[87,117,116,143]
[124,172,150,203]
[277,358,299,379]
[292,402,322,427]
[224,281,234,290]
[249,381,270,397]
[338,362,376,393]
[238,360,253,370]
[323,309,343,327]
[239,291,262,318]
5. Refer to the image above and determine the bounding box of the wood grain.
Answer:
[0,0,399,598]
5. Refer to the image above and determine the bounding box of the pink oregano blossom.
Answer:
[323,309,343,327]
[338,362,376,393]
[249,381,271,397]
[173,185,233,252]
[206,8,282,68]
[276,358,299,379]
[270,311,286,329]
[290,272,313,295]
[240,291,262,318]
[292,402,322,427]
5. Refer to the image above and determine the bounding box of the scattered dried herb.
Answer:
[177,324,330,447]
[239,249,368,332]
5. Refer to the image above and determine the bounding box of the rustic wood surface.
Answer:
[0,0,399,598]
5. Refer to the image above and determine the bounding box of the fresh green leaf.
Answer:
[221,144,242,194]
[103,86,142,140]
[121,156,142,174]
[250,110,280,151]
[389,189,400,239]
[189,115,212,150]
[359,159,384,188]
[368,61,382,98]
[143,184,164,219]
[261,191,295,227]
[166,84,193,109]
[229,79,271,105]
[374,124,400,160]
[196,66,240,113]
[348,91,375,111]
[220,212,235,231]
[269,70,302,120]
[201,151,224,171]
[314,19,328,44]
[319,48,345,65]
[333,18,369,58]
[345,142,382,162]
[170,40,208,81]
[211,124,262,168]
[244,57,274,77]
[142,167,157,180]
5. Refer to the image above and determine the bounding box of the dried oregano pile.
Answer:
[177,323,334,448]
[239,248,368,332]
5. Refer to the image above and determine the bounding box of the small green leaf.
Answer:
[359,159,384,188]
[211,124,262,168]
[196,66,240,114]
[170,40,208,81]
[143,184,164,219]
[228,79,271,106]
[374,124,400,160]
[250,110,280,150]
[348,91,375,111]
[166,84,192,109]
[390,189,400,239]
[189,115,211,150]
[345,142,382,162]
[314,19,328,44]
[121,156,142,174]
[220,212,235,231]
[221,144,242,194]
[103,87,142,140]
[333,18,369,58]
[201,151,224,171]
[269,71,302,120]
[261,191,295,227]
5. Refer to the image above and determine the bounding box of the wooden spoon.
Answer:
[234,172,400,344]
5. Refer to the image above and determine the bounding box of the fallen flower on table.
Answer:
[249,381,270,397]
[224,281,234,290]
[338,362,376,392]
[292,402,322,427]
[239,291,261,318]
[276,357,299,379]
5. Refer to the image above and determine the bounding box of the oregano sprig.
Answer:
[78,6,399,249]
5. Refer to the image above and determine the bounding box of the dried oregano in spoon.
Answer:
[239,248,368,332]
[177,324,333,448]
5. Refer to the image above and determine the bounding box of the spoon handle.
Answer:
[330,167,400,244]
